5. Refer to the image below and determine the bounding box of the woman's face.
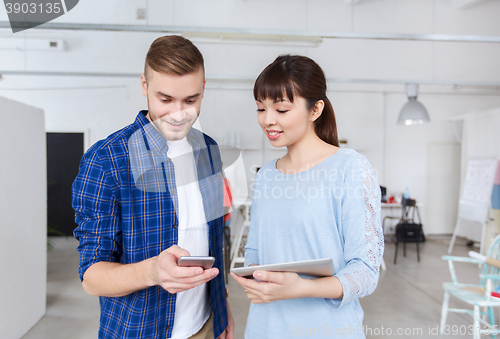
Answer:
[256,96,317,148]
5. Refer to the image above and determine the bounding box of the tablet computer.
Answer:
[231,258,334,278]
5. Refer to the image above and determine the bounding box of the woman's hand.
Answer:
[230,270,309,304]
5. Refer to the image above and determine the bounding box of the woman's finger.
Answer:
[253,270,288,284]
[247,291,264,303]
[230,272,261,290]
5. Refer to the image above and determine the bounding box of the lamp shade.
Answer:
[397,84,430,125]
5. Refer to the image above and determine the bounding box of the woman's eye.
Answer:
[257,109,265,112]
[277,110,288,114]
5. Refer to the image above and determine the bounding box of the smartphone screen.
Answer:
[178,256,215,269]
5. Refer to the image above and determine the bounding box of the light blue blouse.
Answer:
[244,148,384,338]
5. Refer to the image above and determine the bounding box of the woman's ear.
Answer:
[310,100,325,122]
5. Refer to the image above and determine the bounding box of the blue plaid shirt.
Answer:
[73,111,228,339]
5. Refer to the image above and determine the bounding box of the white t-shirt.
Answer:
[167,137,211,339]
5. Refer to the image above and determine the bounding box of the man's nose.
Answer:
[170,107,187,122]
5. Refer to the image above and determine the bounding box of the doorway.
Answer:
[46,132,84,236]
[426,142,461,234]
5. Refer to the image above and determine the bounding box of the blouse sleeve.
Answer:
[325,152,384,309]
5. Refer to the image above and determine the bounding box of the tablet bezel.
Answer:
[231,258,334,278]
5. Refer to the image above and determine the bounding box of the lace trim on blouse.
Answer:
[340,151,384,303]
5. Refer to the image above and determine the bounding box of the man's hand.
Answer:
[154,245,219,294]
[218,302,234,339]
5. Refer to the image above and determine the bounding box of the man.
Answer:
[73,35,234,339]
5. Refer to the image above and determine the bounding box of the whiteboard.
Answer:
[459,158,498,223]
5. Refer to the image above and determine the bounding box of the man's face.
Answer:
[141,67,205,141]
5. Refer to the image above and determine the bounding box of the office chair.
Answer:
[382,197,422,231]
[393,198,425,264]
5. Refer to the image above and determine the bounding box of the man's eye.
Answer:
[277,110,288,114]
[186,100,196,104]
[257,109,265,112]
[161,99,170,103]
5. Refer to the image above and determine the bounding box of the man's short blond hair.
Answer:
[144,35,204,81]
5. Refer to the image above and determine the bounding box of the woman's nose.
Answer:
[263,111,277,127]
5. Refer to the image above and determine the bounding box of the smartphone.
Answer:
[178,256,215,269]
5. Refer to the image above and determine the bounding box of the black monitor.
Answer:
[380,186,387,203]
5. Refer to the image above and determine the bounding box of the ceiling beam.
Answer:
[1,70,500,88]
[1,21,500,43]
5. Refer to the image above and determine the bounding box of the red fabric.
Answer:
[223,178,232,222]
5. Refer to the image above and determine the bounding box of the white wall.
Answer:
[1,0,500,234]
[0,96,46,339]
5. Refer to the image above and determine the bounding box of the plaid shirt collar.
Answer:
[136,110,204,156]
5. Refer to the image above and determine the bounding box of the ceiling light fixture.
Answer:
[182,31,322,47]
[397,84,430,125]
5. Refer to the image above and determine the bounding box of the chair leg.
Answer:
[417,242,420,262]
[380,258,386,271]
[488,307,496,338]
[440,291,450,335]
[403,241,407,257]
[474,305,480,339]
[394,242,398,264]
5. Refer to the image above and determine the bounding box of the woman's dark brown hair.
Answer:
[253,55,339,147]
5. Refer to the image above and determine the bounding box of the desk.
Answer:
[382,202,402,207]
[382,203,403,233]
[382,202,423,208]
[379,203,407,270]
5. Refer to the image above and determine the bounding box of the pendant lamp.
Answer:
[397,84,430,125]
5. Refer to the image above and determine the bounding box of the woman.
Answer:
[231,55,384,338]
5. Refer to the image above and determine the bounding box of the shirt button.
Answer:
[173,223,177,228]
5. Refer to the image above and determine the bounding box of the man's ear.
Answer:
[202,78,206,99]
[140,73,148,97]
